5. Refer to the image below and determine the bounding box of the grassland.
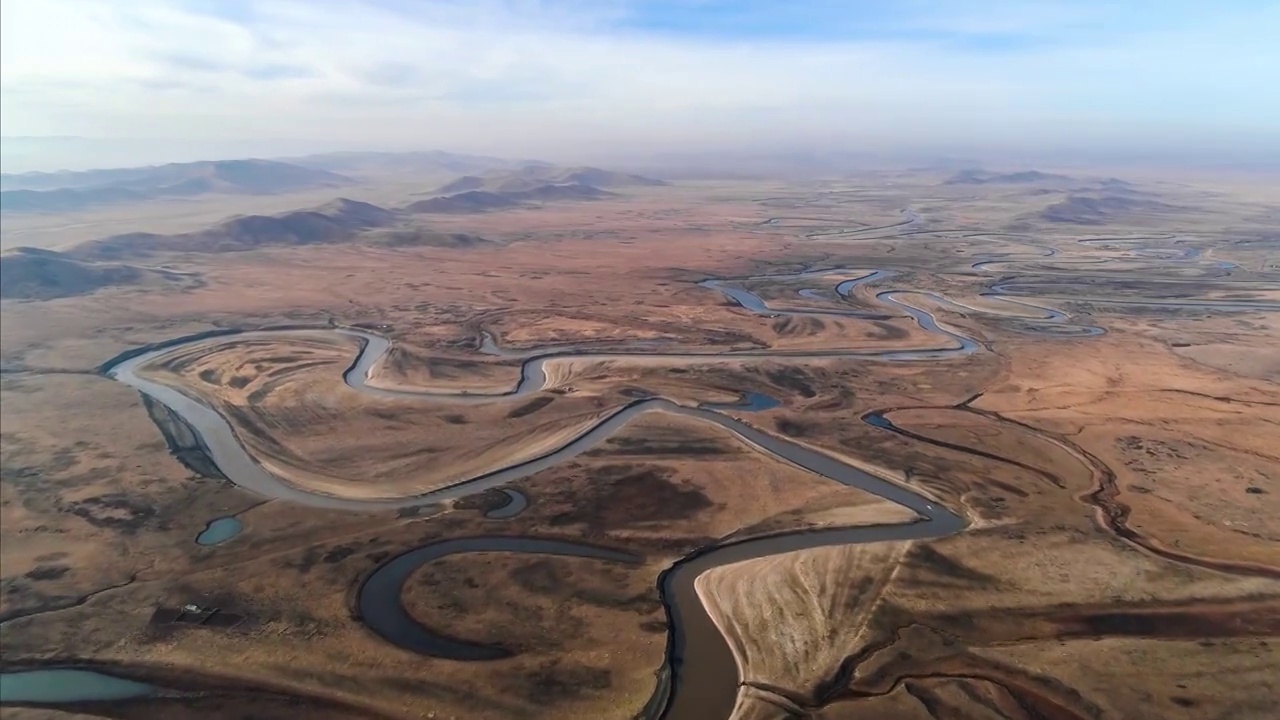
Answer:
[2,167,1277,719]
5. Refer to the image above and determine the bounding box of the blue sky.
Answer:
[615,1,1269,38]
[1,0,1277,167]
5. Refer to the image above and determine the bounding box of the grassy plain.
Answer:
[2,168,1277,719]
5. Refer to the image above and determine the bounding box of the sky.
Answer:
[1,0,1278,170]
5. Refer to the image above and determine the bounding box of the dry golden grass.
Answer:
[697,540,912,700]
[2,172,1277,719]
[2,412,885,720]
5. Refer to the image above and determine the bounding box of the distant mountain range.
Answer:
[400,164,659,214]
[404,190,522,214]
[943,169,1076,186]
[284,150,540,178]
[67,175,628,261]
[406,184,617,214]
[434,165,666,195]
[508,182,617,202]
[1,156,668,299]
[0,159,354,213]
[0,155,666,216]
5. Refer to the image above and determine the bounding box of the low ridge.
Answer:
[73,198,399,258]
[0,247,193,300]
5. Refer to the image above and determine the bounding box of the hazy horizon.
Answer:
[3,1,1278,173]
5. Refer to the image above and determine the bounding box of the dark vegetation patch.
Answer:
[771,316,826,337]
[509,660,612,705]
[150,586,319,640]
[545,464,713,531]
[1054,606,1280,639]
[0,578,69,623]
[441,413,469,425]
[141,395,225,480]
[761,366,817,398]
[508,559,656,613]
[34,551,70,562]
[902,681,948,718]
[31,689,390,719]
[902,544,1002,587]
[807,387,856,412]
[986,479,1029,499]
[871,320,909,340]
[23,564,71,581]
[454,488,513,514]
[386,347,493,380]
[639,620,668,633]
[506,395,554,419]
[60,494,157,533]
[322,546,357,564]
[289,536,388,575]
[583,435,729,457]
[149,606,249,629]
[775,416,821,437]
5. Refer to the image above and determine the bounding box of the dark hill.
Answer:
[551,167,667,188]
[505,183,615,202]
[498,164,665,188]
[404,190,519,214]
[406,183,613,214]
[0,247,190,300]
[1038,194,1180,224]
[73,199,399,259]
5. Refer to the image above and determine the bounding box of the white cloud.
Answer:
[1,0,1277,164]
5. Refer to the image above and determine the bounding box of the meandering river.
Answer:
[66,253,1272,719]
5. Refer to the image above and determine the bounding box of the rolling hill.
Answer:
[407,182,615,214]
[404,190,520,214]
[504,183,615,202]
[72,198,399,259]
[1038,194,1181,224]
[0,247,193,300]
[531,166,667,188]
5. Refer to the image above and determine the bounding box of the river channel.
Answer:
[66,258,1270,719]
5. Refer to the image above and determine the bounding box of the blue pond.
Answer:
[195,517,243,546]
[701,391,781,413]
[0,669,156,704]
[862,412,895,430]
